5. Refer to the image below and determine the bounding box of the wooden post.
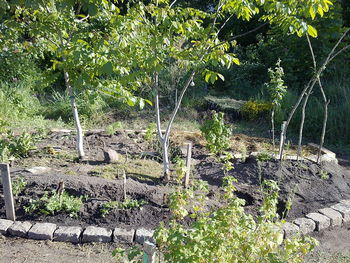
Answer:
[144,241,157,263]
[184,142,192,188]
[122,169,127,201]
[278,121,287,160]
[0,163,16,221]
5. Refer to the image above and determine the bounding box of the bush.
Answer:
[241,100,272,121]
[200,111,232,155]
[154,177,318,263]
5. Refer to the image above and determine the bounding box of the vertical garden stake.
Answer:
[122,169,127,201]
[279,121,287,160]
[184,142,192,188]
[0,163,16,221]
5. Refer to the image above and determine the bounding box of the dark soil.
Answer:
[1,129,350,230]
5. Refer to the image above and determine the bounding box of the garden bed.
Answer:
[1,129,350,230]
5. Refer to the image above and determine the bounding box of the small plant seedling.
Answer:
[106,121,123,136]
[256,152,273,162]
[144,123,156,142]
[12,176,27,197]
[319,169,329,180]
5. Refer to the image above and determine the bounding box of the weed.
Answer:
[0,131,36,162]
[144,123,156,142]
[24,190,83,217]
[100,199,147,217]
[12,176,27,197]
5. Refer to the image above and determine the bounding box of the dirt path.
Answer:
[0,235,116,263]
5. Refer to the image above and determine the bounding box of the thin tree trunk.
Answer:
[297,87,313,160]
[271,109,275,148]
[317,77,330,163]
[63,71,85,159]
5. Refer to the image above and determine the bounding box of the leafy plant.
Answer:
[220,152,234,174]
[144,123,157,143]
[154,177,318,263]
[100,199,147,217]
[256,152,273,162]
[106,121,123,136]
[241,100,272,121]
[12,176,27,197]
[24,190,83,218]
[0,131,36,162]
[200,111,232,155]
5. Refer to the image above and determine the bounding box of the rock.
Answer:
[103,149,119,163]
[8,221,32,237]
[135,228,154,244]
[113,228,135,243]
[318,207,343,227]
[340,200,350,206]
[320,154,338,165]
[25,167,51,175]
[306,212,331,231]
[293,218,316,235]
[0,219,14,234]
[82,226,112,243]
[54,226,82,243]
[331,203,350,223]
[28,223,57,240]
[282,222,299,239]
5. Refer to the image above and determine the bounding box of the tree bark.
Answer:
[271,109,275,148]
[317,77,330,163]
[63,71,85,159]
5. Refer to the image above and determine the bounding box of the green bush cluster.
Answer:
[241,100,272,121]
[0,131,36,162]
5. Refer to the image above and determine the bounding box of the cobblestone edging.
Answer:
[282,199,350,238]
[0,200,349,244]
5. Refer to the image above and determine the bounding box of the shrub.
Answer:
[200,111,232,155]
[154,177,318,263]
[241,100,272,121]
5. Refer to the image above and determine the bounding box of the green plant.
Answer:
[100,199,147,217]
[106,121,123,136]
[256,152,273,162]
[200,111,232,155]
[220,152,234,174]
[241,100,272,121]
[144,123,156,142]
[154,177,318,263]
[12,176,27,197]
[319,169,329,180]
[174,157,186,184]
[24,190,83,217]
[0,131,36,162]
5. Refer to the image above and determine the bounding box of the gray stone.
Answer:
[318,207,343,227]
[340,200,350,206]
[82,226,112,243]
[331,203,350,223]
[103,149,119,163]
[293,218,316,235]
[54,226,82,243]
[282,222,299,239]
[113,228,135,243]
[8,221,32,237]
[25,166,51,175]
[320,154,338,165]
[135,228,154,244]
[306,212,331,231]
[28,223,57,240]
[0,219,14,234]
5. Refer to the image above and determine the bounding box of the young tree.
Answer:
[265,59,287,149]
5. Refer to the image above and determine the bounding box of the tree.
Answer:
[1,0,145,160]
[266,59,287,149]
[104,0,334,181]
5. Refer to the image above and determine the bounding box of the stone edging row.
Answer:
[0,220,154,245]
[1,199,350,245]
[282,199,350,238]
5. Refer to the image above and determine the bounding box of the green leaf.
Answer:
[307,25,318,38]
[232,58,240,65]
[101,62,113,75]
[309,6,316,20]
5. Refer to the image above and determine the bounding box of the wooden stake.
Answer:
[278,121,287,160]
[0,163,16,221]
[184,142,192,188]
[122,169,127,201]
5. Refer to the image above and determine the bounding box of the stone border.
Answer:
[1,200,350,244]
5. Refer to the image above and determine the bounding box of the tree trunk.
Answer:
[271,109,275,148]
[297,87,313,161]
[317,77,329,163]
[161,139,171,180]
[63,71,85,159]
